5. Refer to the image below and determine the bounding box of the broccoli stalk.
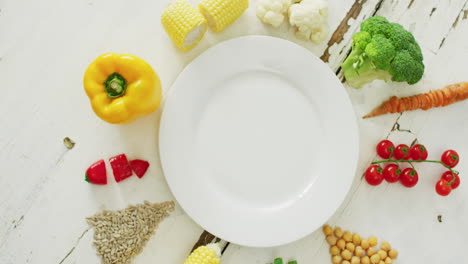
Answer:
[341,47,391,89]
[341,16,424,88]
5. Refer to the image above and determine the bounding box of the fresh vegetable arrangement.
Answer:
[161,0,249,51]
[256,0,329,43]
[363,82,468,118]
[341,16,424,88]
[83,53,162,124]
[323,225,398,264]
[85,154,150,184]
[77,2,464,261]
[365,140,461,196]
[184,243,221,264]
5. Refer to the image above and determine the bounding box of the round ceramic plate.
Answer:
[159,36,358,247]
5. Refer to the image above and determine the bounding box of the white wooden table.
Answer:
[1,0,467,263]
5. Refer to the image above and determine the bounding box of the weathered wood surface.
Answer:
[0,0,467,263]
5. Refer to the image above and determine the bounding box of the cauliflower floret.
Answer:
[289,0,329,43]
[256,0,293,28]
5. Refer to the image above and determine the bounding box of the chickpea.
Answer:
[369,236,378,247]
[378,250,387,259]
[352,233,361,245]
[330,246,340,256]
[351,256,360,264]
[346,242,355,252]
[343,231,353,242]
[323,225,333,235]
[366,247,376,256]
[334,227,344,238]
[341,249,352,260]
[361,239,370,249]
[361,256,370,264]
[384,257,392,264]
[388,249,398,259]
[355,246,364,257]
[380,241,391,252]
[337,239,346,250]
[343,261,351,264]
[332,255,342,264]
[327,235,337,246]
[370,254,381,264]
[379,261,385,264]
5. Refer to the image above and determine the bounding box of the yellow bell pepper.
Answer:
[83,53,162,124]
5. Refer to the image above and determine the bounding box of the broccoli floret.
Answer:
[341,16,424,88]
[352,31,371,51]
[360,16,390,36]
[364,34,396,70]
[387,23,415,50]
[390,50,425,84]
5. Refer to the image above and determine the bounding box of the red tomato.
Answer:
[365,165,384,186]
[409,144,428,160]
[435,179,452,196]
[400,168,419,188]
[393,144,410,160]
[441,171,460,189]
[383,164,401,183]
[441,150,459,168]
[376,140,395,159]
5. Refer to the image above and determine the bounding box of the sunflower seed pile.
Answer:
[87,201,175,264]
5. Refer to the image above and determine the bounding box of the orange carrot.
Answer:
[363,82,468,118]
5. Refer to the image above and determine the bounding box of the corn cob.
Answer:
[161,0,207,51]
[183,243,221,264]
[198,0,249,33]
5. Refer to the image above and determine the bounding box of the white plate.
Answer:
[159,36,358,247]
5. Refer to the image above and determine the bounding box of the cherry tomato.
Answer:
[365,165,384,186]
[409,144,428,160]
[435,179,452,196]
[441,150,459,168]
[441,171,460,189]
[382,164,401,183]
[400,168,419,188]
[376,140,394,159]
[393,144,410,160]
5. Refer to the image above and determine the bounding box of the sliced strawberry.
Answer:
[109,154,133,182]
[85,159,107,185]
[130,159,150,178]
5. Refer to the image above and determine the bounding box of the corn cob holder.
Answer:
[198,0,249,33]
[161,0,207,51]
[184,243,221,264]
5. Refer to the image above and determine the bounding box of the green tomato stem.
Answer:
[371,159,457,185]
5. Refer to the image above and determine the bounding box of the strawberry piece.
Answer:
[130,159,150,178]
[109,154,133,182]
[85,159,107,185]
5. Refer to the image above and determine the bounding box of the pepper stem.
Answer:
[104,72,127,98]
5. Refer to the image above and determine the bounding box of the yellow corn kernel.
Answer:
[199,0,249,33]
[184,243,221,264]
[161,0,207,51]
